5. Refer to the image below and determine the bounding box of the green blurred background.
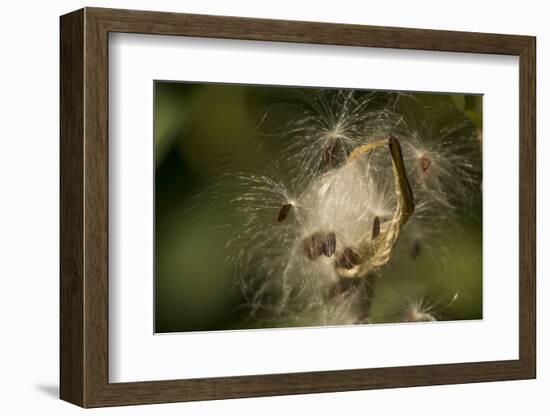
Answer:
[154,81,482,333]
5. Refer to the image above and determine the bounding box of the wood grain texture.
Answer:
[59,8,84,407]
[59,7,537,408]
[518,38,536,376]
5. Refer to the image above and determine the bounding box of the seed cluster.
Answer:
[227,90,481,328]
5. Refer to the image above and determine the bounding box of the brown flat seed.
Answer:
[302,235,318,260]
[335,247,360,269]
[327,277,362,300]
[372,216,380,239]
[322,232,336,257]
[420,155,432,172]
[323,140,341,166]
[410,240,421,261]
[303,232,337,260]
[303,233,323,260]
[277,203,293,222]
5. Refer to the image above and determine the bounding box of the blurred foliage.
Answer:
[154,82,482,333]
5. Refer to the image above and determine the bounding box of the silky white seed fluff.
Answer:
[218,90,482,327]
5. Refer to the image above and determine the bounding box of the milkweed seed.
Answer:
[323,140,341,166]
[420,155,432,172]
[335,247,361,269]
[372,216,380,239]
[302,235,320,260]
[410,240,421,260]
[323,232,336,257]
[303,232,337,260]
[277,203,293,222]
[328,277,363,300]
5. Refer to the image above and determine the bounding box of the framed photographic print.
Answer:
[60,7,536,407]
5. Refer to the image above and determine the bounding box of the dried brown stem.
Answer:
[332,136,415,321]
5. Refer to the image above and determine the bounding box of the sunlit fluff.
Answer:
[394,99,482,216]
[262,89,400,181]
[401,297,437,322]
[226,90,481,327]
[229,153,398,323]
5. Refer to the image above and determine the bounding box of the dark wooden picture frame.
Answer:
[60,7,536,408]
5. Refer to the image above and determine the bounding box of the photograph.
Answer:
[154,82,483,333]
[51,4,538,410]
